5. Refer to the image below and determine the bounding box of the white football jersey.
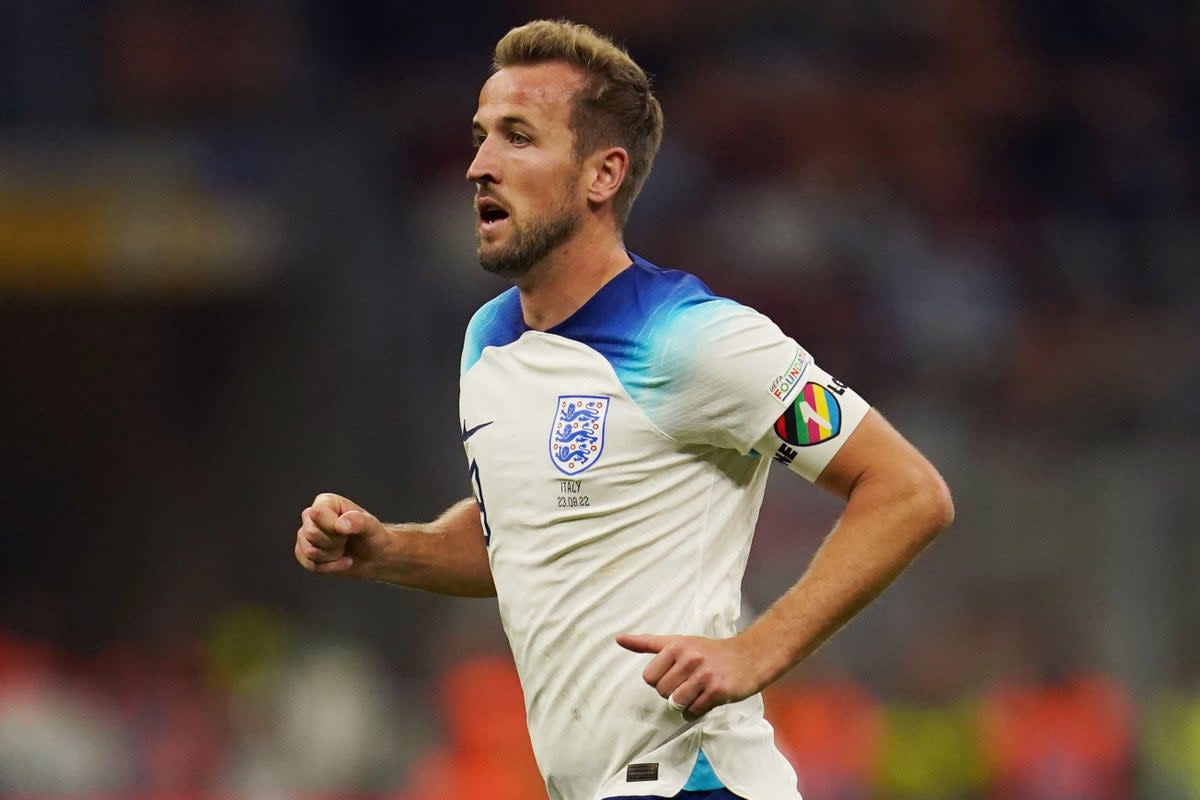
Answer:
[459,254,869,800]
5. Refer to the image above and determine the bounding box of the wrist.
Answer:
[737,620,798,690]
[364,523,407,583]
[376,521,444,583]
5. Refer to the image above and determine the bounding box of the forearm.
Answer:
[370,498,496,597]
[741,464,953,685]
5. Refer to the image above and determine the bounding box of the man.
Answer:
[295,19,953,800]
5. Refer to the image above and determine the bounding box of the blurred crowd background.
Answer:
[1,1,1198,798]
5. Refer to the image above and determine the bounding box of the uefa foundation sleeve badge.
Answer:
[549,396,610,475]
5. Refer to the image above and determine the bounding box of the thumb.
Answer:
[335,509,378,536]
[616,632,669,654]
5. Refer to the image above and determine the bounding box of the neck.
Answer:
[515,224,632,330]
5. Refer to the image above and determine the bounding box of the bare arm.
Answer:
[740,409,954,681]
[295,493,495,597]
[618,409,954,716]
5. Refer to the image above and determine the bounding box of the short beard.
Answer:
[478,197,580,279]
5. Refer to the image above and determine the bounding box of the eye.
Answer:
[471,134,485,150]
[509,131,530,146]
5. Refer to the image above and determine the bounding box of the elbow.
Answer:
[916,466,955,539]
[881,459,953,545]
[932,477,956,533]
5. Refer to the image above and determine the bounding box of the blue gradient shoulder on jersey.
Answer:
[461,287,524,376]
[546,253,739,410]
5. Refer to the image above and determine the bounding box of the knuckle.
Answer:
[294,547,313,572]
[307,515,335,535]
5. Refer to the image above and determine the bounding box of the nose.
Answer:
[466,137,499,185]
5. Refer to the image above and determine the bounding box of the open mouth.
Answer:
[477,198,510,230]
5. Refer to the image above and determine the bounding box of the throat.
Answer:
[518,247,633,331]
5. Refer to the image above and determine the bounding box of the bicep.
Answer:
[814,409,942,502]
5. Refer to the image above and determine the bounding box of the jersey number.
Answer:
[468,459,493,546]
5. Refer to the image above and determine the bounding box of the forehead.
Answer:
[474,62,585,127]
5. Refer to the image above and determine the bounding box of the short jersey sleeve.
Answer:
[647,300,870,481]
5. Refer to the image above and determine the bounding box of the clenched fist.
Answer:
[294,492,389,578]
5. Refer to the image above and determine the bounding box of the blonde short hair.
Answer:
[493,20,664,228]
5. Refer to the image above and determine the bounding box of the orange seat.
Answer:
[982,674,1134,800]
[765,679,881,798]
[399,654,544,800]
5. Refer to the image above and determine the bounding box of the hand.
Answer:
[615,632,767,719]
[295,492,388,578]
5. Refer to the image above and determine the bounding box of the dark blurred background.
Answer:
[1,1,1198,798]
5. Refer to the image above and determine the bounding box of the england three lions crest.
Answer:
[549,395,610,476]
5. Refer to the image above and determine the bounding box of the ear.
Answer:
[586,146,629,207]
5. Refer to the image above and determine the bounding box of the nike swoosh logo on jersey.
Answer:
[461,420,495,442]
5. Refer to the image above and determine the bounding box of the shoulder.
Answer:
[611,258,808,451]
[461,287,524,376]
[628,258,776,370]
[551,253,744,378]
[624,255,770,335]
[573,252,737,345]
[556,252,786,379]
[623,253,718,321]
[624,253,713,305]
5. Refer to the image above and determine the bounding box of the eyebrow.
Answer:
[472,114,537,133]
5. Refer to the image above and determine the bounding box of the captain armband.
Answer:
[752,362,871,482]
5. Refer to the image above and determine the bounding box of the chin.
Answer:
[475,205,576,280]
[478,250,536,279]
